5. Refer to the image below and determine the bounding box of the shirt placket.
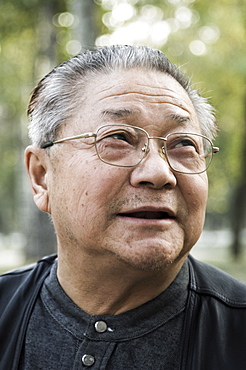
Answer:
[73,319,117,370]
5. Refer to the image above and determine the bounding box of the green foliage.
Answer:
[0,0,67,232]
[0,0,37,232]
[0,0,245,235]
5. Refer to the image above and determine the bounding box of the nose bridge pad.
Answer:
[141,143,149,158]
[160,144,167,160]
[157,138,168,162]
[141,139,168,162]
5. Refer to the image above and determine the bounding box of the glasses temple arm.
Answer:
[41,132,96,149]
[212,146,219,154]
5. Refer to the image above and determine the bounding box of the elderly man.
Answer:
[1,45,246,369]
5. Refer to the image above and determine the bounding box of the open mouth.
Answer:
[119,211,173,220]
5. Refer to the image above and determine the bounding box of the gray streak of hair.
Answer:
[27,45,218,147]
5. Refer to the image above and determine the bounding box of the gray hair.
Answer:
[27,45,218,147]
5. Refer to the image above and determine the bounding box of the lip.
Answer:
[117,206,176,223]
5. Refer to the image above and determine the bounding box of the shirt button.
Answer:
[94,320,107,333]
[82,354,95,367]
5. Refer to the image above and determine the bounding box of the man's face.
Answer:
[45,68,208,271]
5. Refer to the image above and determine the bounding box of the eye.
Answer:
[110,131,130,142]
[102,129,139,146]
[175,138,197,149]
[167,135,199,152]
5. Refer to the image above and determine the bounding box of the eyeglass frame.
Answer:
[41,123,219,174]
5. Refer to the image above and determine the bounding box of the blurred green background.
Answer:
[0,0,245,280]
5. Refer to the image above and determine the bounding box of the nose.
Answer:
[130,142,177,189]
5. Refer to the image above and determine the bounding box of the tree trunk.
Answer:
[23,0,60,260]
[70,0,99,49]
[231,83,246,258]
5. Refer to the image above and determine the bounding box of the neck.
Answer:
[57,249,186,316]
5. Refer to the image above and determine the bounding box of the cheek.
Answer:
[186,177,208,243]
[182,173,208,210]
[171,177,208,256]
[187,187,207,215]
[178,174,208,236]
[70,165,128,219]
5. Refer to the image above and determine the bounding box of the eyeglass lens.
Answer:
[95,125,213,174]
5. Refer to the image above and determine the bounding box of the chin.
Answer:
[115,246,184,272]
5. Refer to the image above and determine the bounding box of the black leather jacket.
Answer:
[1,254,246,370]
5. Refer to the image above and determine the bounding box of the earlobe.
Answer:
[24,146,50,213]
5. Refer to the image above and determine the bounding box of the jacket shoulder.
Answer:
[188,254,246,307]
[0,254,57,370]
[0,254,57,294]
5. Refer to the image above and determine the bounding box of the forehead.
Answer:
[71,68,199,132]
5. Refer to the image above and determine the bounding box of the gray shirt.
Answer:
[20,259,189,369]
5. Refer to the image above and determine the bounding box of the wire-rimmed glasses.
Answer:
[41,124,219,174]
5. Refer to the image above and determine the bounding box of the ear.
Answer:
[24,146,50,213]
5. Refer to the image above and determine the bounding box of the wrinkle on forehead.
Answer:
[96,84,188,100]
[94,85,193,115]
[101,109,191,124]
[98,93,192,115]
[85,69,192,106]
[78,70,199,132]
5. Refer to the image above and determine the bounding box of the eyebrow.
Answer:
[102,109,139,119]
[165,113,191,125]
